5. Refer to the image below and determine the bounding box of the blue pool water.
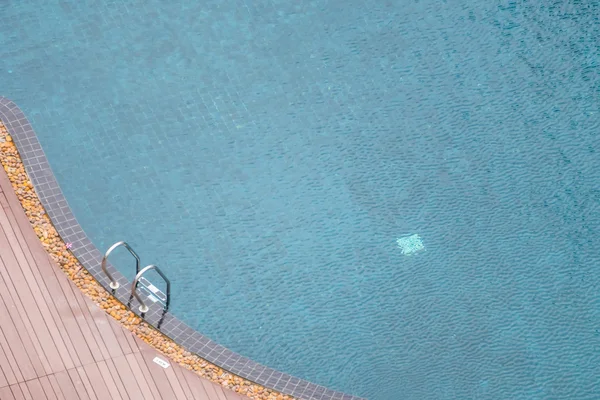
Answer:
[1,1,599,399]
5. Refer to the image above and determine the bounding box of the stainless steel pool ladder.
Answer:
[101,241,171,313]
[101,241,140,289]
[132,265,171,313]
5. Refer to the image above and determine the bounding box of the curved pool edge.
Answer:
[0,96,364,400]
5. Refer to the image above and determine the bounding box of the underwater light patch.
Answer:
[397,234,425,255]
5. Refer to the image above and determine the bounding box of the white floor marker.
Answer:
[153,357,170,369]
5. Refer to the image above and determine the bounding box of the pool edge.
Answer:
[0,96,364,400]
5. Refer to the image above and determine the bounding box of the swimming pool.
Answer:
[1,1,599,399]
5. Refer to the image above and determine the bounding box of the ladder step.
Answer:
[138,277,167,303]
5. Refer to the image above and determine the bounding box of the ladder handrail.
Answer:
[101,241,141,289]
[131,264,171,313]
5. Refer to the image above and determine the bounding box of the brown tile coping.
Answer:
[0,96,364,400]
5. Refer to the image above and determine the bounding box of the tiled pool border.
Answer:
[0,97,363,400]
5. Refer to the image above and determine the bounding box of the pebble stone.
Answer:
[0,121,294,400]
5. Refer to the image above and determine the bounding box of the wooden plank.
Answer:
[51,267,104,363]
[81,363,111,400]
[82,299,124,360]
[0,386,15,400]
[125,353,157,400]
[213,385,232,400]
[0,256,49,377]
[0,222,68,374]
[0,317,16,387]
[70,288,111,362]
[9,213,96,369]
[0,208,75,371]
[47,375,66,400]
[38,377,58,400]
[25,379,47,400]
[122,327,140,356]
[67,369,89,400]
[17,383,32,400]
[111,355,144,400]
[0,169,13,195]
[130,350,162,398]
[75,367,97,400]
[2,207,85,369]
[181,368,211,400]
[53,370,81,400]
[107,314,134,356]
[94,361,124,400]
[222,386,245,400]
[0,181,49,376]
[29,265,86,369]
[162,361,190,400]
[100,359,128,400]
[0,347,10,388]
[200,380,228,400]
[199,380,219,400]
[0,192,10,210]
[8,384,24,400]
[135,347,177,400]
[171,362,194,400]
[0,261,37,381]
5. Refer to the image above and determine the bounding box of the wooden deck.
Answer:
[0,168,247,399]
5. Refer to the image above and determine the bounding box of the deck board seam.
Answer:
[0,256,42,381]
[2,205,89,369]
[47,260,106,364]
[0,282,27,385]
[3,202,99,366]
[0,219,70,374]
[67,277,114,362]
[0,235,53,377]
